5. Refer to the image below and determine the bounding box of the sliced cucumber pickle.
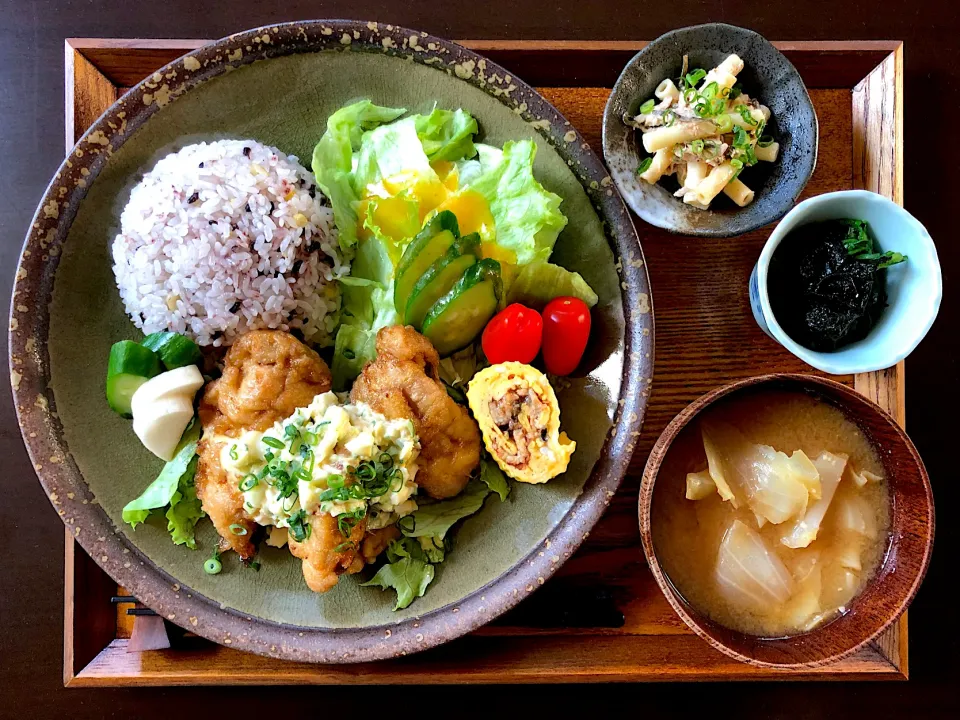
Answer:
[404,232,481,329]
[142,331,202,370]
[106,340,163,417]
[422,259,502,356]
[393,210,460,315]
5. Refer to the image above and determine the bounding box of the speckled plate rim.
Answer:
[9,21,653,664]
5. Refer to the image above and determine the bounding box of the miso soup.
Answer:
[652,390,891,637]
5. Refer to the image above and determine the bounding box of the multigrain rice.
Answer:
[111,139,345,347]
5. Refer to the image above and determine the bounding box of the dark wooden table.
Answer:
[2,1,958,716]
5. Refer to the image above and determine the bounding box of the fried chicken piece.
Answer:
[361,526,401,564]
[350,325,481,499]
[288,514,366,593]
[195,330,332,558]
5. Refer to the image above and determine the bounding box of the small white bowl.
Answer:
[749,190,941,374]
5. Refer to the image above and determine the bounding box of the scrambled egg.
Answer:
[467,362,575,484]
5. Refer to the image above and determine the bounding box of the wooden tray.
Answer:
[62,37,906,685]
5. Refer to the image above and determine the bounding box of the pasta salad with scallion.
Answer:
[624,54,779,209]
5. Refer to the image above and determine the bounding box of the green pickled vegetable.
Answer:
[106,340,162,417]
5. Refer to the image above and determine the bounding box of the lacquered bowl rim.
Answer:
[638,373,934,669]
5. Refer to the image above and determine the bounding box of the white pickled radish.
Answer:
[130,366,204,461]
[131,365,204,407]
[779,452,847,549]
[686,470,717,500]
[715,519,794,612]
[132,395,194,461]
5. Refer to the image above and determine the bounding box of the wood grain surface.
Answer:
[2,2,957,717]
[56,40,908,686]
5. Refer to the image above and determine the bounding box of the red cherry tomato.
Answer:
[482,303,543,364]
[542,297,591,376]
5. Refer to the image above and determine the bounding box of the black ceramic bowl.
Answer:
[602,24,818,238]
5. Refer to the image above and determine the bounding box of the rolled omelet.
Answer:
[467,362,575,484]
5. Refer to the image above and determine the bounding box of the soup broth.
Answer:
[652,390,891,637]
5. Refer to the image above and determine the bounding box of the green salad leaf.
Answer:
[506,261,598,310]
[403,479,490,539]
[415,107,479,162]
[362,539,436,610]
[479,457,510,502]
[122,421,202,535]
[465,140,568,267]
[312,100,406,251]
[164,455,204,549]
[353,115,438,191]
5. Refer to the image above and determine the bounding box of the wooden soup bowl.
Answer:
[639,373,934,668]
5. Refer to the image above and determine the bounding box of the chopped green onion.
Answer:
[247,560,261,571]
[239,474,258,492]
[229,523,248,536]
[264,451,275,462]
[663,110,677,127]
[673,145,685,159]
[638,98,656,114]
[333,541,355,553]
[288,509,312,543]
[262,436,284,449]
[637,157,653,174]
[293,468,312,484]
[684,68,707,88]
[735,104,758,125]
[700,81,719,100]
[694,102,709,117]
[732,125,749,148]
[702,141,721,159]
[710,98,726,116]
[301,430,318,446]
[284,424,298,438]
[758,135,775,148]
[714,115,733,133]
[327,474,345,489]
[690,139,705,154]
[228,445,239,461]
[743,144,758,166]
[730,82,742,98]
[683,87,698,103]
[204,552,222,575]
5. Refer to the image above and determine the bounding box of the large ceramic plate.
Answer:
[10,21,652,663]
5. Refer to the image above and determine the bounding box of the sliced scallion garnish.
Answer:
[638,98,656,114]
[262,436,284,449]
[637,157,653,174]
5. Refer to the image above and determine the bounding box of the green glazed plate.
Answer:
[10,21,653,663]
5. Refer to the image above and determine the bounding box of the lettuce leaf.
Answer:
[122,421,201,528]
[480,457,510,502]
[164,454,204,549]
[464,140,568,266]
[311,100,406,251]
[403,479,490,539]
[414,108,479,162]
[330,202,404,389]
[506,261,598,309]
[362,539,436,610]
[353,115,438,192]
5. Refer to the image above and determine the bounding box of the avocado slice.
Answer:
[422,259,502,356]
[393,211,460,315]
[404,232,481,329]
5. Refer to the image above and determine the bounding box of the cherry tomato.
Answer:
[542,297,591,376]
[482,303,543,364]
